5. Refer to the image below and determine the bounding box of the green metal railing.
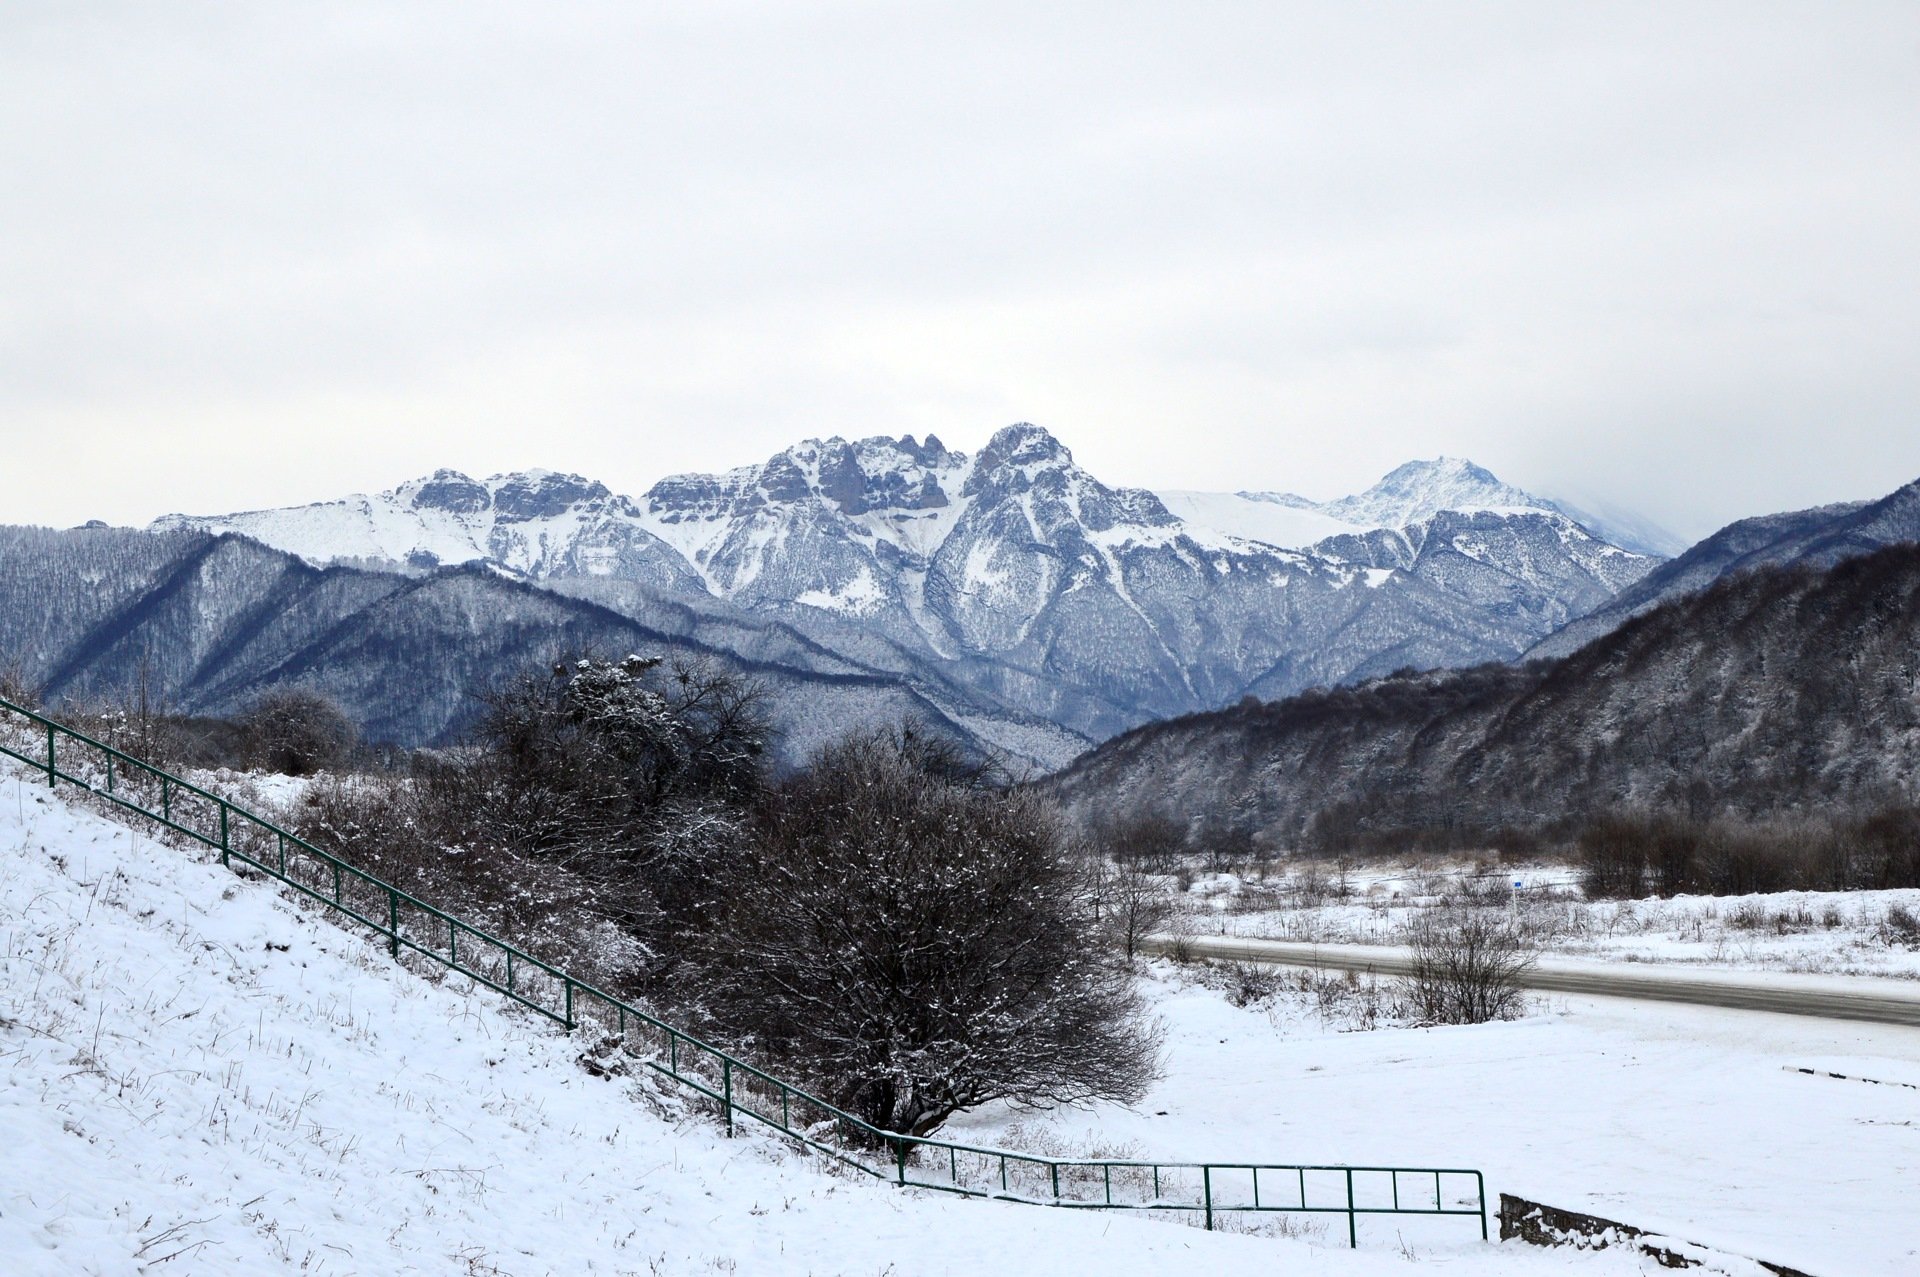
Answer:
[0,695,1487,1247]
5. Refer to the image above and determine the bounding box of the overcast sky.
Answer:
[4,2,1917,543]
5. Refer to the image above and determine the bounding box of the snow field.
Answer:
[0,771,1670,1275]
[948,960,1920,1277]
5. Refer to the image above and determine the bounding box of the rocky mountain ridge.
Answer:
[147,425,1661,743]
[0,524,1084,768]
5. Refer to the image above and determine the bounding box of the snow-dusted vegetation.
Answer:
[1175,859,1920,980]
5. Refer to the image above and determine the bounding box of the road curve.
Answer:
[1139,933,1920,1028]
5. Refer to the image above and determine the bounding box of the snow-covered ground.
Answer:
[1179,861,1920,980]
[949,956,1920,1277]
[0,769,1696,1276]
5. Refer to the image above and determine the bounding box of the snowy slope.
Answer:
[1166,459,1567,551]
[0,769,1671,1276]
[153,469,703,592]
[1155,491,1364,549]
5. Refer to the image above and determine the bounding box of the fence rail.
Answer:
[0,695,1487,1246]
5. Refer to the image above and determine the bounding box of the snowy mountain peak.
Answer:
[980,422,1072,470]
[150,468,695,587]
[1321,456,1551,527]
[399,469,491,514]
[134,427,1665,749]
[377,468,616,521]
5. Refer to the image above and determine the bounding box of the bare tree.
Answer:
[241,688,358,776]
[692,725,1161,1137]
[1104,810,1187,872]
[1106,860,1174,962]
[472,652,772,853]
[452,651,773,982]
[72,651,186,768]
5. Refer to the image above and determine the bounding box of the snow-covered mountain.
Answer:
[145,425,1662,743]
[1160,456,1678,557]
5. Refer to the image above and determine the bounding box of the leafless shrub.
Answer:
[282,771,643,993]
[1451,874,1510,907]
[1222,961,1280,1008]
[1289,860,1332,907]
[65,658,189,769]
[1879,903,1920,949]
[1728,902,1818,934]
[0,661,38,709]
[1401,906,1535,1025]
[689,726,1162,1137]
[1300,968,1405,1032]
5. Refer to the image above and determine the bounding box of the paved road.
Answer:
[1140,933,1920,1028]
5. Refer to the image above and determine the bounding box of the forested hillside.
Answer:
[1046,544,1920,848]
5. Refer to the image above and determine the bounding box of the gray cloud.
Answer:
[3,2,1917,541]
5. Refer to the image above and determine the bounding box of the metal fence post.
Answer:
[388,888,400,959]
[46,723,55,788]
[563,978,575,1031]
[1050,1162,1060,1202]
[897,1139,908,1186]
[220,803,230,867]
[722,1058,734,1137]
[1346,1167,1357,1248]
[1203,1166,1213,1230]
